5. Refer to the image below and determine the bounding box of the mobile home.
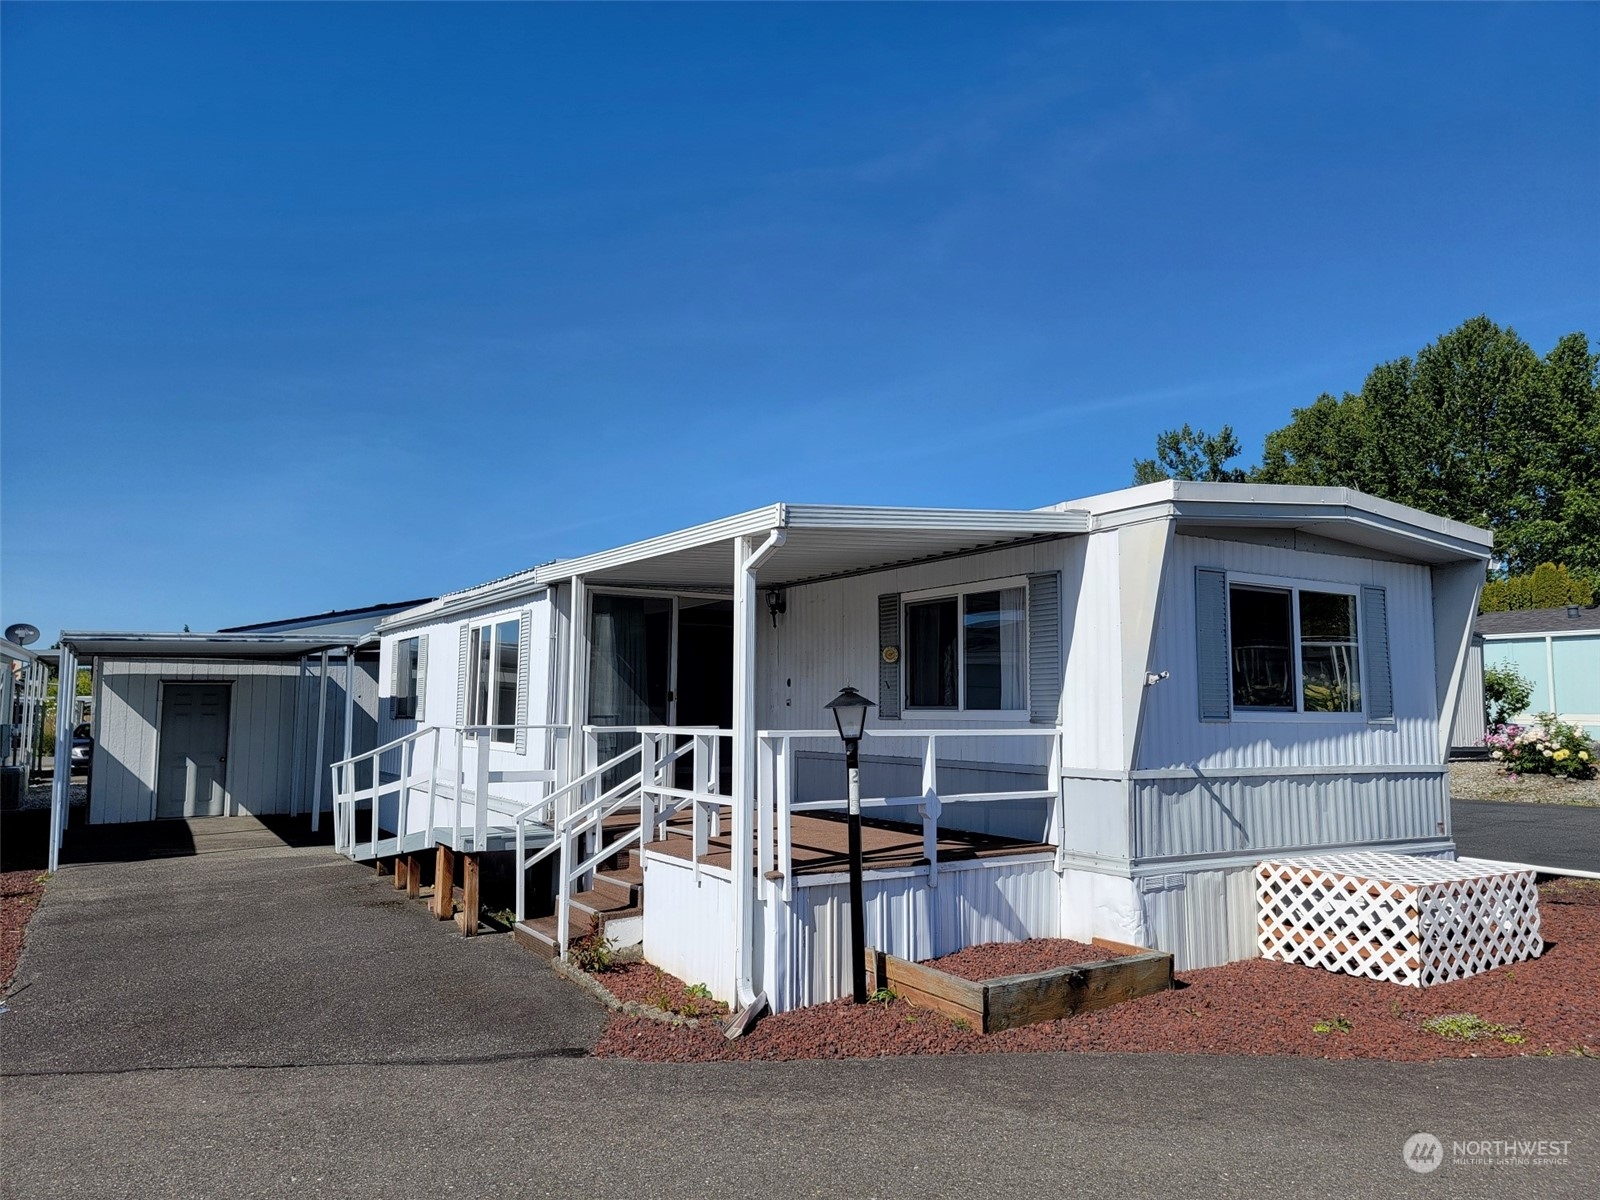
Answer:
[328,482,1489,1011]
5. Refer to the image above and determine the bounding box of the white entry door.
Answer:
[156,684,230,819]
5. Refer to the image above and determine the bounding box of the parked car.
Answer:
[70,722,93,774]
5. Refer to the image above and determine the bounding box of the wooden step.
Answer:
[513,891,642,960]
[590,861,643,907]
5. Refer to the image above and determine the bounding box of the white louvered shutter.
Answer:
[514,610,533,754]
[414,635,428,723]
[456,625,471,728]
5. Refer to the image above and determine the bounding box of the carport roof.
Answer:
[56,632,365,659]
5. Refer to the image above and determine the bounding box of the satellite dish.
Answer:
[5,623,41,647]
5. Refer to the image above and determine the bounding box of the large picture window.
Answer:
[1229,583,1361,714]
[904,584,1026,712]
[467,617,521,743]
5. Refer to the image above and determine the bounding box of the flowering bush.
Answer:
[1484,714,1597,781]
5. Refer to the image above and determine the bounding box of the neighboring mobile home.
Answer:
[46,600,430,868]
[323,482,1490,1010]
[1475,605,1600,739]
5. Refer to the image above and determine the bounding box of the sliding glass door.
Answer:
[588,594,673,786]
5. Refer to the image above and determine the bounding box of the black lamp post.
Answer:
[825,685,874,1003]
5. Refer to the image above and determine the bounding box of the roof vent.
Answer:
[1568,605,1581,619]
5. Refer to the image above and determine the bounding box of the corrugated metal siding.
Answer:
[1451,640,1486,748]
[775,858,1058,1010]
[1139,867,1258,971]
[642,853,736,1004]
[1138,535,1440,770]
[91,659,303,824]
[1131,771,1448,860]
[1061,532,1126,770]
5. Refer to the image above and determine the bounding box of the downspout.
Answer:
[733,527,786,1009]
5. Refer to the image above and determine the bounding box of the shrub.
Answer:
[1482,662,1534,727]
[1484,714,1596,781]
[568,913,616,974]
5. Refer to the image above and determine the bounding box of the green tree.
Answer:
[1254,317,1599,577]
[1132,424,1248,484]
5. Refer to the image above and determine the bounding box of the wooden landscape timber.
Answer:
[864,939,1174,1033]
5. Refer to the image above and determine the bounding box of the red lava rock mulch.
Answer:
[922,937,1110,981]
[594,962,729,1020]
[594,880,1600,1063]
[1,869,47,992]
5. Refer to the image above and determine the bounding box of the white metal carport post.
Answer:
[732,529,784,1009]
[47,645,78,872]
[310,649,330,832]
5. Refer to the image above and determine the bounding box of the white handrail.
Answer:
[512,725,736,956]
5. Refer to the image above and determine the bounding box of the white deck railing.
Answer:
[330,725,442,859]
[330,724,570,858]
[756,727,1064,898]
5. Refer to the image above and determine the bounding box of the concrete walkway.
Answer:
[2,821,1596,1198]
[1452,799,1600,873]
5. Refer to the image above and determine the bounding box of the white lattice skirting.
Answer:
[1256,852,1543,987]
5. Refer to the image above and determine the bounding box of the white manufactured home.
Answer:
[303,481,1491,1012]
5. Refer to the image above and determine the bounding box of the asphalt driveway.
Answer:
[3,819,1596,1198]
[1452,799,1600,873]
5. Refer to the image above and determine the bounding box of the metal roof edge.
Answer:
[1057,482,1491,560]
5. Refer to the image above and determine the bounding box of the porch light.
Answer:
[825,685,875,1004]
[825,685,873,743]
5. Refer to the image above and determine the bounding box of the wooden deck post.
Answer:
[460,854,480,936]
[392,856,408,890]
[434,844,456,920]
[405,853,422,900]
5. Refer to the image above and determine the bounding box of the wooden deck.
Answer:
[645,812,1054,878]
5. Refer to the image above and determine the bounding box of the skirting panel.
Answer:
[642,852,736,1005]
[767,856,1059,1011]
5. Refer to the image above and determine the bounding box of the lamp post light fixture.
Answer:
[825,684,875,1003]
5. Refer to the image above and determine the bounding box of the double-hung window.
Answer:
[467,617,521,743]
[904,582,1027,712]
[1229,583,1362,714]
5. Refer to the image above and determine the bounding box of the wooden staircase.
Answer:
[512,809,669,959]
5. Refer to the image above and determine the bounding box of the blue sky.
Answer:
[4,3,1597,640]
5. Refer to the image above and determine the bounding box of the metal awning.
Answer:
[535,503,1092,593]
[57,632,360,659]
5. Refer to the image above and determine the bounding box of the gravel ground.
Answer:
[594,962,729,1019]
[595,880,1600,1063]
[1,869,47,991]
[923,936,1109,980]
[1451,761,1598,806]
[19,779,88,812]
